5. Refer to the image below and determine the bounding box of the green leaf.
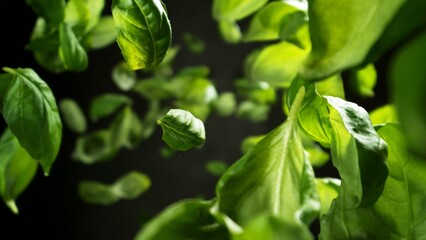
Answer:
[59,23,89,71]
[109,106,143,149]
[134,200,229,240]
[26,0,66,24]
[1,68,62,175]
[301,0,405,80]
[83,16,117,50]
[315,178,340,215]
[325,96,388,207]
[111,171,151,199]
[59,98,87,134]
[369,104,398,125]
[112,62,137,91]
[141,100,166,139]
[236,101,270,123]
[212,92,236,117]
[217,87,320,228]
[390,31,426,158]
[243,1,306,42]
[301,133,329,167]
[133,77,174,100]
[72,130,117,164]
[89,93,132,122]
[206,160,229,177]
[320,123,426,239]
[79,181,119,205]
[349,64,377,98]
[65,0,105,35]
[182,32,205,54]
[112,0,172,70]
[240,135,265,154]
[0,129,38,214]
[245,41,310,88]
[213,0,267,21]
[218,20,242,44]
[235,79,275,104]
[157,109,205,151]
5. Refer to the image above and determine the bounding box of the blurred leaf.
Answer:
[73,130,117,164]
[133,78,173,100]
[109,106,143,149]
[213,0,267,21]
[159,147,175,159]
[235,79,275,104]
[390,31,426,158]
[315,178,340,215]
[349,64,377,98]
[240,135,265,154]
[79,181,119,205]
[206,160,229,177]
[141,100,166,139]
[112,62,137,91]
[301,133,329,167]
[89,93,132,122]
[83,16,116,50]
[182,32,205,54]
[26,0,66,24]
[59,98,87,134]
[369,104,398,125]
[112,0,171,70]
[218,20,242,44]
[175,65,210,79]
[59,23,88,71]
[157,109,205,151]
[65,0,104,36]
[212,92,236,117]
[111,171,151,200]
[236,101,270,122]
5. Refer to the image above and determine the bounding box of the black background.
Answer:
[0,1,389,239]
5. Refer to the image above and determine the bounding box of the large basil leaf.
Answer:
[59,98,87,134]
[26,0,66,24]
[213,0,267,21]
[135,200,229,240]
[1,68,62,175]
[325,96,388,207]
[390,31,426,158]
[157,109,205,151]
[112,0,172,70]
[301,0,405,80]
[0,129,38,214]
[59,23,89,71]
[216,87,319,230]
[320,123,426,239]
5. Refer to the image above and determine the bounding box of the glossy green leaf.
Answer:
[83,16,117,50]
[315,178,340,215]
[213,0,267,21]
[325,96,388,207]
[59,23,89,71]
[112,0,172,70]
[89,93,132,122]
[1,68,62,175]
[349,64,377,98]
[73,130,117,164]
[236,101,270,123]
[0,129,38,214]
[390,31,426,158]
[212,92,236,117]
[245,41,310,88]
[206,160,229,177]
[369,104,398,125]
[182,32,205,54]
[320,123,426,239]
[301,0,405,80]
[240,135,264,154]
[157,109,205,151]
[243,1,306,42]
[65,0,104,35]
[112,62,137,91]
[218,20,242,44]
[217,87,320,228]
[79,181,119,205]
[135,200,229,240]
[109,106,143,149]
[59,98,87,134]
[26,0,66,24]
[111,171,151,200]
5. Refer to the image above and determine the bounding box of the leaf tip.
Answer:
[6,200,19,214]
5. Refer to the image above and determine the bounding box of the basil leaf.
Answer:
[112,62,137,91]
[390,31,426,158]
[133,77,174,100]
[79,181,119,205]
[349,64,377,98]
[111,171,151,200]
[182,32,205,54]
[89,93,132,122]
[157,109,205,151]
[26,0,66,24]
[206,160,229,177]
[315,178,340,215]
[73,130,117,164]
[240,135,265,154]
[59,23,89,71]
[236,101,270,123]
[65,0,104,36]
[217,87,320,228]
[83,16,117,50]
[320,123,426,239]
[235,79,275,104]
[141,100,166,139]
[134,200,229,240]
[212,92,236,117]
[301,133,329,167]
[213,0,267,21]
[218,20,242,44]
[2,68,62,175]
[325,96,388,207]
[0,129,38,214]
[59,98,87,134]
[112,0,172,70]
[301,0,405,80]
[369,104,398,125]
[109,106,143,149]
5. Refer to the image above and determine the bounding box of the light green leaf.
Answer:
[182,32,205,54]
[235,79,275,104]
[26,0,66,24]
[135,200,229,240]
[65,0,105,35]
[89,93,132,122]
[301,0,405,80]
[59,98,87,134]
[212,92,236,117]
[301,133,329,167]
[1,68,62,175]
[315,178,340,215]
[206,160,229,177]
[79,181,119,205]
[59,23,89,71]
[157,109,205,151]
[112,62,137,91]
[369,104,398,125]
[218,20,242,44]
[0,129,38,214]
[240,135,264,154]
[109,106,143,149]
[320,123,426,239]
[390,31,426,158]
[72,130,117,164]
[213,0,267,21]
[112,0,172,70]
[236,101,270,123]
[111,171,151,200]
[349,64,377,98]
[133,77,174,100]
[83,16,117,50]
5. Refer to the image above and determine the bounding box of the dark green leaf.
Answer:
[212,92,236,117]
[112,62,137,91]
[206,160,229,177]
[2,68,62,175]
[218,20,242,44]
[109,106,143,149]
[26,0,66,24]
[315,178,340,215]
[73,130,117,164]
[79,181,119,205]
[59,23,89,71]
[349,64,377,98]
[112,0,172,70]
[135,200,229,240]
[369,104,398,125]
[390,31,426,158]
[89,93,132,122]
[213,0,267,21]
[59,98,87,134]
[112,171,151,199]
[0,129,38,214]
[141,100,166,139]
[301,0,405,80]
[83,16,117,50]
[182,32,205,54]
[157,109,205,151]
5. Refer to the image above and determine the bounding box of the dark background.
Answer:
[0,1,389,239]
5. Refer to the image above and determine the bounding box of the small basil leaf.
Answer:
[315,178,340,215]
[369,104,398,125]
[236,101,270,123]
[212,92,236,117]
[235,79,275,104]
[218,20,242,44]
[112,62,137,91]
[213,0,267,21]
[240,135,265,154]
[349,64,377,98]
[26,0,66,24]
[72,130,117,164]
[0,129,38,214]
[89,93,132,122]
[79,181,119,205]
[111,171,151,200]
[83,16,117,50]
[301,133,329,167]
[112,0,172,70]
[59,23,89,71]
[205,160,229,177]
[59,98,87,134]
[2,67,62,175]
[182,32,205,54]
[109,106,143,149]
[141,100,166,139]
[133,77,174,100]
[157,109,205,151]
[65,0,105,36]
